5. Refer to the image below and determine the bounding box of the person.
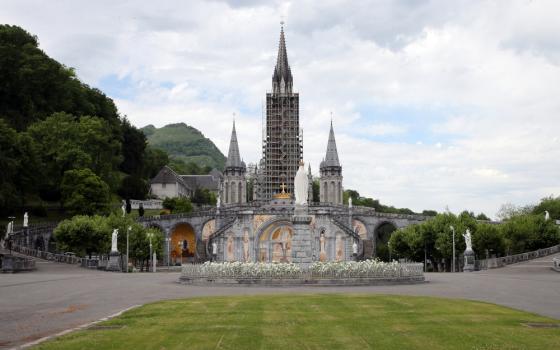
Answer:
[138,203,145,217]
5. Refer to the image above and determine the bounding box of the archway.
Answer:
[257,222,293,262]
[170,223,196,265]
[375,221,397,262]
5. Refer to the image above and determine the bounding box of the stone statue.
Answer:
[463,229,472,251]
[212,242,218,255]
[352,241,358,255]
[349,197,352,208]
[111,229,119,253]
[23,212,28,228]
[226,235,234,261]
[335,235,343,262]
[294,160,309,205]
[217,194,221,208]
[319,232,327,262]
[121,203,126,217]
[545,210,550,221]
[243,229,250,262]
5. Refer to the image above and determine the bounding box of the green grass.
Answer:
[35,294,560,350]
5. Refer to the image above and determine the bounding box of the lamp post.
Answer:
[126,226,131,273]
[165,237,171,267]
[450,225,456,273]
[147,232,153,272]
[7,216,15,254]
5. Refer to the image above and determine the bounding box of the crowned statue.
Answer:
[294,160,309,206]
[111,229,119,253]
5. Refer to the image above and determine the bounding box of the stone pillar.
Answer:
[292,211,312,268]
[463,248,475,272]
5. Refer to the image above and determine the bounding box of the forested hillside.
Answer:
[0,25,167,216]
[141,123,226,172]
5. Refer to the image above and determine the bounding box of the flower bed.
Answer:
[180,260,424,286]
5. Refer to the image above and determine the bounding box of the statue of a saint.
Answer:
[121,203,126,217]
[319,232,327,262]
[463,229,472,251]
[212,242,218,255]
[226,235,235,261]
[243,229,250,262]
[217,194,221,208]
[111,229,119,253]
[352,241,358,255]
[545,210,550,221]
[335,235,344,262]
[23,212,29,228]
[349,197,352,209]
[294,160,309,205]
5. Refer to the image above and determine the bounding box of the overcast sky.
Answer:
[4,0,560,218]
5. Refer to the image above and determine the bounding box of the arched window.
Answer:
[225,182,229,203]
[230,181,236,204]
[238,182,242,203]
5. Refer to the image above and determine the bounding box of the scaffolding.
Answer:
[261,91,303,199]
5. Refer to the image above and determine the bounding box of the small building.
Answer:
[150,166,223,199]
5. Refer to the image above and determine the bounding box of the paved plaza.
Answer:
[1,253,559,349]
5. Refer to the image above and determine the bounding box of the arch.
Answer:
[225,182,229,203]
[170,222,196,265]
[374,221,398,262]
[255,219,293,263]
[230,181,236,204]
[330,180,335,202]
[201,219,216,241]
[322,181,328,202]
[352,219,368,240]
[337,182,341,204]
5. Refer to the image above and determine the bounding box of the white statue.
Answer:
[294,160,309,205]
[121,203,126,217]
[217,194,221,208]
[352,241,358,255]
[23,212,29,228]
[349,197,352,208]
[463,229,472,251]
[545,210,550,221]
[319,232,327,262]
[212,242,218,255]
[111,229,119,252]
[243,229,250,262]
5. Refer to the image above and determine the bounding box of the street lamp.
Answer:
[450,225,456,273]
[147,232,154,272]
[126,226,131,273]
[165,237,171,267]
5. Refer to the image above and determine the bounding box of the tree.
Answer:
[143,147,169,179]
[472,223,505,258]
[61,168,111,215]
[533,196,560,221]
[163,197,193,214]
[192,188,216,206]
[0,120,20,211]
[119,118,147,175]
[476,213,490,221]
[422,210,438,217]
[312,179,320,202]
[53,215,109,257]
[118,175,148,200]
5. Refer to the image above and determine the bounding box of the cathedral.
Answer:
[141,26,426,266]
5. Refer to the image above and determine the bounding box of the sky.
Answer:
[3,0,560,218]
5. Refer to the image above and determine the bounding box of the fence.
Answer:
[475,244,560,270]
[12,245,83,265]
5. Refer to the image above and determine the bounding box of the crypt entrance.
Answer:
[171,223,196,264]
[257,221,293,263]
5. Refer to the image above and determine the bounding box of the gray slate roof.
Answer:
[151,166,191,189]
[321,121,341,168]
[225,121,245,168]
[272,25,293,85]
[180,175,221,192]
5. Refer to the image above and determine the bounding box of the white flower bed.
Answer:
[182,260,422,280]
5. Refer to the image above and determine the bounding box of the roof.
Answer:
[321,121,341,168]
[151,166,191,190]
[272,25,293,86]
[180,175,221,191]
[225,120,244,169]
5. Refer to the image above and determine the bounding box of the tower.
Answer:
[261,24,302,199]
[222,120,246,204]
[320,121,343,204]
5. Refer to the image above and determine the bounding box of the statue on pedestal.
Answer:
[243,229,250,262]
[463,229,472,251]
[23,212,29,228]
[319,232,327,262]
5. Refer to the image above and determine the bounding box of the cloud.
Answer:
[3,0,560,219]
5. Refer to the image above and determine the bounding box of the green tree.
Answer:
[61,168,111,215]
[472,223,506,258]
[532,196,560,221]
[53,215,109,257]
[143,146,169,179]
[476,213,491,221]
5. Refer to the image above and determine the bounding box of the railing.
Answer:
[475,244,560,270]
[11,245,83,265]
[1,255,36,273]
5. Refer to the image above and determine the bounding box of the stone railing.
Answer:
[553,258,560,272]
[475,244,560,270]
[1,254,36,273]
[11,245,82,264]
[180,262,424,286]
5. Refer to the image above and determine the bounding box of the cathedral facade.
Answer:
[139,27,428,266]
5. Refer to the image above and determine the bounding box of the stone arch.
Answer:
[374,221,398,262]
[255,219,293,263]
[230,181,236,204]
[330,181,335,202]
[352,219,368,240]
[170,222,196,264]
[201,218,216,241]
[322,181,328,202]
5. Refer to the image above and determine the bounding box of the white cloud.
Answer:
[3,0,560,219]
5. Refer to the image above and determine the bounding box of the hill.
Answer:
[141,123,226,171]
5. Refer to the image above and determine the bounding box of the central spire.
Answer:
[272,23,293,94]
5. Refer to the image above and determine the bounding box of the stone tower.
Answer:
[320,121,343,204]
[261,25,302,199]
[222,121,246,204]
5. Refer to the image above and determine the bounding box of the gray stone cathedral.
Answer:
[138,26,427,266]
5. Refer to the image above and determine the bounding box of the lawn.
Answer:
[35,294,560,350]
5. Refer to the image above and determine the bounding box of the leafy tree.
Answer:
[61,168,111,215]
[0,120,20,211]
[422,210,438,216]
[501,214,560,254]
[118,175,148,200]
[192,188,216,206]
[163,197,193,214]
[532,196,560,221]
[53,215,109,257]
[143,146,169,179]
[472,223,506,258]
[119,118,147,175]
[476,213,491,221]
[312,179,320,202]
[129,227,164,271]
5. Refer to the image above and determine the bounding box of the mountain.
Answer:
[141,123,226,171]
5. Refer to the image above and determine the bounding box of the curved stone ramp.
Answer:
[1,253,559,349]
